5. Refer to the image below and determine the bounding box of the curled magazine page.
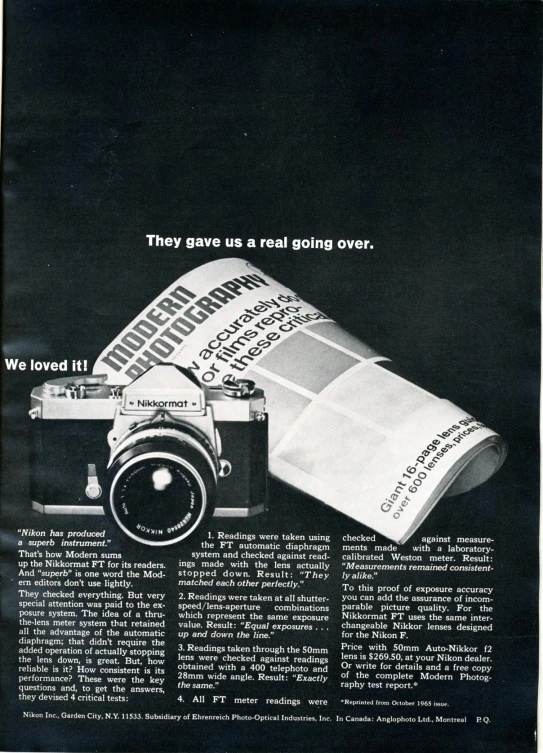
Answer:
[94,258,507,543]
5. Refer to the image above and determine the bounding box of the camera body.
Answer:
[29,364,268,545]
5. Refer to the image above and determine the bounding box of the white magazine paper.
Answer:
[94,258,507,543]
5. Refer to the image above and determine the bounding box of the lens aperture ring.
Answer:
[111,421,220,478]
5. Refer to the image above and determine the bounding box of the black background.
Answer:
[1,1,540,751]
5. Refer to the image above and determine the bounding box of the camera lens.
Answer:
[108,426,217,546]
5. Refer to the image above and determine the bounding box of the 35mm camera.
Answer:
[29,364,268,546]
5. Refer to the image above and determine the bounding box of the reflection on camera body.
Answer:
[29,364,268,546]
